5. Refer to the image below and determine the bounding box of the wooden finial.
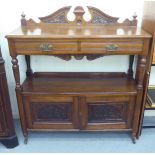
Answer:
[73,6,85,25]
[21,12,27,26]
[133,12,137,20]
[132,12,137,26]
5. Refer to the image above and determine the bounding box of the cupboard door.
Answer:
[24,96,79,130]
[79,96,135,131]
[0,95,7,136]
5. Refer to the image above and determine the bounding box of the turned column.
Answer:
[11,55,28,142]
[133,55,147,141]
[128,55,134,78]
[25,55,33,77]
[7,35,29,143]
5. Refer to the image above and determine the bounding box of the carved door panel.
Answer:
[79,96,135,130]
[0,94,7,136]
[24,96,79,130]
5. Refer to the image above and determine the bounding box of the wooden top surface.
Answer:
[6,25,151,39]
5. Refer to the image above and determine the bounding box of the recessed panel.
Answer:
[31,103,72,123]
[88,103,127,123]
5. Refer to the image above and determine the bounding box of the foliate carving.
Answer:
[91,15,117,24]
[54,55,72,61]
[88,103,126,123]
[21,6,137,26]
[74,55,85,60]
[39,6,71,24]
[86,55,104,60]
[88,6,119,25]
[40,12,67,24]
[32,103,71,122]
[52,54,105,61]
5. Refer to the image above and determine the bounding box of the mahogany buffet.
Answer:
[6,6,151,144]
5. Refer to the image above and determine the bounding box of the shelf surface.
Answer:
[22,72,137,96]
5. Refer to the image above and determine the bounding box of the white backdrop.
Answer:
[0,0,152,118]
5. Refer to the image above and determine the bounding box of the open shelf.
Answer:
[22,72,137,96]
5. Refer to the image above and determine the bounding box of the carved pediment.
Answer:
[21,6,137,26]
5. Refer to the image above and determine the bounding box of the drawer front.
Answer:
[81,40,144,54]
[24,96,79,130]
[15,39,145,55]
[79,96,135,130]
[15,40,78,55]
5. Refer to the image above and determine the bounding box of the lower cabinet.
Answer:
[24,95,135,131]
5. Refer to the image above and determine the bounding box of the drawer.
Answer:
[81,40,144,55]
[15,40,78,55]
[15,39,145,55]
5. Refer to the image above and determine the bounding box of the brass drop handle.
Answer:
[105,44,118,51]
[40,44,53,51]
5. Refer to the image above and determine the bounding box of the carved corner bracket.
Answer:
[21,6,137,26]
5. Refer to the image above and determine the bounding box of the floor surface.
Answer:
[0,120,155,153]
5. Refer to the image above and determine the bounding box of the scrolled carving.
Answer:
[86,54,104,61]
[52,54,106,61]
[74,55,85,60]
[54,55,72,61]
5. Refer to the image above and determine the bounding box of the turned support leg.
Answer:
[133,55,147,139]
[25,55,33,77]
[11,56,28,143]
[131,133,136,144]
[128,55,134,78]
[24,133,28,144]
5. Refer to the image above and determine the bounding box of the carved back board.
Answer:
[21,6,137,26]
